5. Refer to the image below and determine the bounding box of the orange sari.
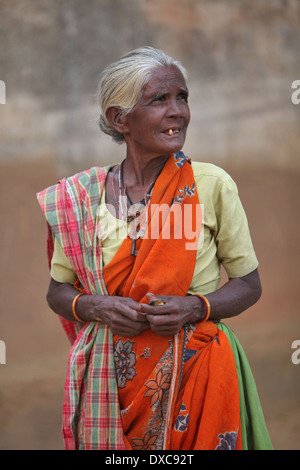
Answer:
[102,153,242,450]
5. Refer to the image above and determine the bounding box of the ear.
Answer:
[105,106,129,135]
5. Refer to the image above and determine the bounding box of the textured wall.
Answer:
[0,0,299,172]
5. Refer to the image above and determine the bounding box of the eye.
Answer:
[178,92,189,103]
[153,94,166,103]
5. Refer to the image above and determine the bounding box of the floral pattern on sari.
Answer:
[114,338,137,389]
[136,339,175,450]
[174,151,190,168]
[131,430,158,450]
[172,183,196,205]
[144,369,171,407]
[215,431,238,450]
[175,402,189,432]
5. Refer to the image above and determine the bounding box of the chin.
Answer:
[168,141,186,155]
[152,134,186,157]
[163,139,186,154]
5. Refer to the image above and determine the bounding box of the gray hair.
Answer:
[97,46,188,143]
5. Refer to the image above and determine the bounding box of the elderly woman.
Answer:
[37,47,272,450]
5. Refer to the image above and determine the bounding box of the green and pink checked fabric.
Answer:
[37,166,125,450]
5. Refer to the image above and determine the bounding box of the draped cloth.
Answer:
[37,163,123,449]
[37,152,272,450]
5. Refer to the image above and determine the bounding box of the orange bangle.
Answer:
[195,294,211,323]
[72,293,85,322]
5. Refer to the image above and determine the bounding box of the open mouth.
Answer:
[163,128,181,136]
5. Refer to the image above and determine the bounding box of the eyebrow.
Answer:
[147,87,189,101]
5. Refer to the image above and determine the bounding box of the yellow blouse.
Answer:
[50,161,258,295]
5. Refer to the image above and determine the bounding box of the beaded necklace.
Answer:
[112,160,163,256]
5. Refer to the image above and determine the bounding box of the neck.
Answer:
[122,153,169,188]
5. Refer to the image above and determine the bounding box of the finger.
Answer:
[112,320,150,337]
[146,313,165,323]
[145,292,159,302]
[148,314,180,332]
[115,300,147,321]
[140,304,169,316]
[122,310,149,324]
[121,297,142,310]
[145,293,166,306]
[120,298,149,321]
[110,314,149,332]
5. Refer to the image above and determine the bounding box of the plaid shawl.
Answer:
[37,166,125,449]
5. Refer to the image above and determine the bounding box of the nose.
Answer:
[166,97,183,118]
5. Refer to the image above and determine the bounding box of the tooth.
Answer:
[168,129,173,136]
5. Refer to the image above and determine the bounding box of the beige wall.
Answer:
[0,0,299,173]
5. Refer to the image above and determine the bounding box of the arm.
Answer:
[140,268,262,336]
[205,268,262,320]
[46,278,149,337]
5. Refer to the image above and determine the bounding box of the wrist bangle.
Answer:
[72,293,85,322]
[195,294,211,323]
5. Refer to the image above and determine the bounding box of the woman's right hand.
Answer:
[47,278,149,337]
[80,294,149,337]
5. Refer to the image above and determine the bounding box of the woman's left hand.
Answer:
[139,269,262,336]
[140,293,205,336]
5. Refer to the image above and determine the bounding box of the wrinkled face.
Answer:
[122,65,190,159]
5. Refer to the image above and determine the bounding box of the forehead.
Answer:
[142,65,187,96]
